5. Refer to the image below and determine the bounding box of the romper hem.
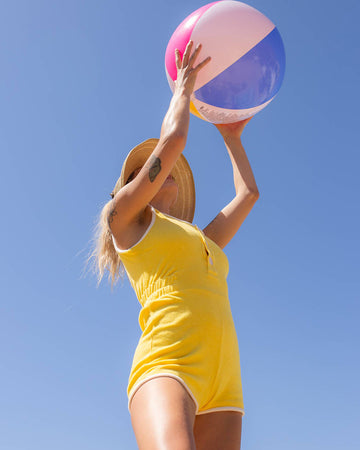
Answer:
[128,373,199,414]
[128,374,245,417]
[197,406,245,416]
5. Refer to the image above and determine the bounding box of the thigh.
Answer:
[194,411,243,450]
[130,376,197,450]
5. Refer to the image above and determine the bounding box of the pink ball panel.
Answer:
[165,2,219,82]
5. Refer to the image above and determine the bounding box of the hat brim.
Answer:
[112,139,195,223]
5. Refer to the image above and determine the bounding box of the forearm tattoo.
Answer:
[148,156,161,182]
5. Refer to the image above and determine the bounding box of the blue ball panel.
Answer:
[194,27,286,109]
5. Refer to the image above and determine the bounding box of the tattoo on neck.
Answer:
[148,156,161,182]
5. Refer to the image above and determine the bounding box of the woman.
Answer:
[94,41,259,449]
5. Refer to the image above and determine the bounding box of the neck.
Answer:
[150,200,170,214]
[149,198,173,215]
[149,184,178,215]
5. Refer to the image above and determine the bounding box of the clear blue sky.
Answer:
[1,1,359,449]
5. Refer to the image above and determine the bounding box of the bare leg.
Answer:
[130,376,197,450]
[194,411,243,450]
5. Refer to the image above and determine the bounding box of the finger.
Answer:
[193,56,211,73]
[188,43,202,68]
[175,48,181,70]
[182,40,193,66]
[182,41,192,66]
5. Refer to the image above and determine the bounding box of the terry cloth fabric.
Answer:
[112,207,244,415]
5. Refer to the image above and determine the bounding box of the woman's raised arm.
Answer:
[108,42,210,235]
[203,119,260,249]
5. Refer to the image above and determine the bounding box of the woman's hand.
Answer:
[214,117,253,140]
[174,41,211,96]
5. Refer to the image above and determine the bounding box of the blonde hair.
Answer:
[88,199,124,288]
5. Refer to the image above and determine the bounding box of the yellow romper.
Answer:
[113,207,244,415]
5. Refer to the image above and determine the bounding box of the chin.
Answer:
[161,181,178,194]
[153,184,178,207]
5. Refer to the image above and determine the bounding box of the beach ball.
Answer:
[165,1,286,123]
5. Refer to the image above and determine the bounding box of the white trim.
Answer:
[197,406,245,416]
[127,373,245,417]
[159,209,225,254]
[112,207,156,253]
[128,373,199,413]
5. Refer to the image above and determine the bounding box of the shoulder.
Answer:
[112,205,154,251]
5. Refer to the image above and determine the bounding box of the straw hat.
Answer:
[111,138,195,223]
